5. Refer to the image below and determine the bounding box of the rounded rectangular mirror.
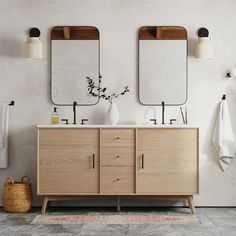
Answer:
[138,26,188,106]
[51,26,100,105]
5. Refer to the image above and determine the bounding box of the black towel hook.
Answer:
[222,94,226,100]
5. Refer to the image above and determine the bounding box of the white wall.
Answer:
[1,0,236,206]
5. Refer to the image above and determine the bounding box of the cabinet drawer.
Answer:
[101,167,134,193]
[101,129,135,147]
[101,147,134,166]
[39,128,99,147]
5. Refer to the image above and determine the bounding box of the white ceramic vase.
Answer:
[107,103,119,125]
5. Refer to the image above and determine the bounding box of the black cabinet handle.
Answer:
[141,154,144,169]
[92,154,95,169]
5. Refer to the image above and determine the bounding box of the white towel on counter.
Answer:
[0,104,9,168]
[213,99,235,171]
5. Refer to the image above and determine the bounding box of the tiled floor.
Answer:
[0,207,236,236]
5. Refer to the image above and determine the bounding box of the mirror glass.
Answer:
[139,26,187,106]
[51,26,100,105]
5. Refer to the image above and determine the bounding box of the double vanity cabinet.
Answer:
[37,125,199,213]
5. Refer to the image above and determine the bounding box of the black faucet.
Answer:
[161,101,165,125]
[61,119,69,125]
[80,119,88,125]
[73,101,77,124]
[169,119,177,125]
[150,119,157,125]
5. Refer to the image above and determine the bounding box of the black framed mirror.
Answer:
[51,26,100,106]
[138,26,188,106]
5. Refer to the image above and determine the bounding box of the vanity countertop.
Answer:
[37,124,199,129]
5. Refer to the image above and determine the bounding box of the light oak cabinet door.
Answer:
[137,128,198,194]
[38,128,99,195]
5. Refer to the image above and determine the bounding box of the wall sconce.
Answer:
[25,27,42,59]
[195,27,214,59]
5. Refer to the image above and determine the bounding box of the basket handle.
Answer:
[21,176,30,184]
[5,177,14,184]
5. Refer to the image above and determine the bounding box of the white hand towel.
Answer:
[213,99,235,171]
[0,104,9,168]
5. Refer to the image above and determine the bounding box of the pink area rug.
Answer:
[32,214,199,224]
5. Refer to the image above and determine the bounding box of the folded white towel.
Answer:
[213,99,235,171]
[0,104,9,168]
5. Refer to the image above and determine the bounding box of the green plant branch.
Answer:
[86,76,129,104]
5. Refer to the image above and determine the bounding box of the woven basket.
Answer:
[2,176,33,213]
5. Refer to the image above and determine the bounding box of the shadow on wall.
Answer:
[144,107,157,122]
[0,37,23,58]
[187,38,196,58]
[226,82,236,134]
[90,105,107,124]
[202,101,220,167]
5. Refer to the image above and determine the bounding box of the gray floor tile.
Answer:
[126,224,173,236]
[205,208,236,218]
[79,223,128,236]
[214,226,236,236]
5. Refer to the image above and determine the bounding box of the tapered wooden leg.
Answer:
[117,196,121,211]
[42,196,48,214]
[188,195,196,214]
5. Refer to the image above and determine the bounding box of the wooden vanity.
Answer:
[37,125,199,213]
